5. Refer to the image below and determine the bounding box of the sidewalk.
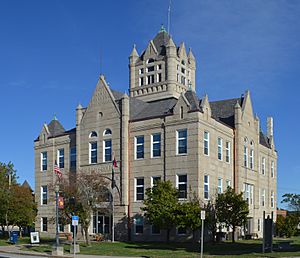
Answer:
[0,244,141,258]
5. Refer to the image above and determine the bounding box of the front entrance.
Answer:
[93,212,111,238]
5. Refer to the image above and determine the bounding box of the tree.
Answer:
[9,184,37,237]
[58,171,109,246]
[142,180,178,242]
[216,187,249,242]
[0,162,18,236]
[176,195,202,242]
[276,214,298,238]
[282,193,300,212]
[203,200,218,242]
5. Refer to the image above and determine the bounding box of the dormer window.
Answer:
[147,58,154,64]
[89,131,97,138]
[103,129,112,136]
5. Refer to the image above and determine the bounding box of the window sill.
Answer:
[176,153,187,156]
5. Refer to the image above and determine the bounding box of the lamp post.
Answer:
[54,184,60,247]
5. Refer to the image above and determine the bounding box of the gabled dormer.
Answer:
[129,26,196,102]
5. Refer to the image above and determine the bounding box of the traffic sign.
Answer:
[201,210,206,220]
[72,216,79,226]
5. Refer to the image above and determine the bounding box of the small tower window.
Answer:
[157,73,162,83]
[146,66,154,72]
[180,106,184,119]
[147,58,154,64]
[147,75,155,84]
[139,77,144,86]
[181,60,185,65]
[103,129,112,136]
[157,64,162,70]
[89,131,98,138]
[181,67,185,74]
[139,68,144,74]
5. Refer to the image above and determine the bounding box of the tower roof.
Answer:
[47,117,65,137]
[151,29,171,56]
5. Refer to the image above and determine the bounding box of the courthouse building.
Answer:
[34,27,277,241]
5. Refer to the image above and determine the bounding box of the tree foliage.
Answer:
[0,162,36,236]
[141,180,178,242]
[58,171,109,245]
[282,193,300,212]
[203,200,218,242]
[176,195,202,241]
[276,214,299,238]
[216,187,249,242]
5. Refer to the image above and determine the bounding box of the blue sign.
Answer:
[72,215,79,226]
[72,216,79,221]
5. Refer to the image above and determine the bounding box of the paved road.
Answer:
[0,252,47,258]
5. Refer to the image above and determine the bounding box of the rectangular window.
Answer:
[261,189,265,206]
[70,147,76,168]
[250,149,254,169]
[147,66,154,72]
[177,174,187,199]
[271,161,275,178]
[151,133,161,158]
[41,185,48,205]
[147,74,155,84]
[151,176,161,188]
[181,76,186,85]
[157,64,162,70]
[90,142,97,164]
[218,178,223,194]
[204,175,209,199]
[134,217,144,234]
[41,152,47,171]
[177,129,187,154]
[204,132,209,155]
[151,224,160,235]
[261,157,265,175]
[244,146,248,167]
[103,139,112,162]
[243,183,253,205]
[217,138,222,161]
[258,219,261,232]
[139,77,144,86]
[41,217,47,232]
[177,73,179,82]
[135,136,144,159]
[57,149,64,168]
[271,191,275,208]
[139,68,144,74]
[226,180,231,189]
[157,73,162,82]
[135,178,144,201]
[225,141,230,163]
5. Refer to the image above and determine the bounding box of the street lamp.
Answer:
[54,184,60,248]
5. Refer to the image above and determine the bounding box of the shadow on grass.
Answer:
[124,241,300,256]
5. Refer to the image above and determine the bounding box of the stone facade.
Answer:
[34,28,277,241]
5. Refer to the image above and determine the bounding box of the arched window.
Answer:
[103,129,112,136]
[89,131,98,138]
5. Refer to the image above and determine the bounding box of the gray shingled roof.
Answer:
[48,119,65,137]
[210,98,244,128]
[259,131,271,148]
[185,90,200,111]
[130,97,177,121]
[152,31,170,56]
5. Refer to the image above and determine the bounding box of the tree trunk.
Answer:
[19,226,22,238]
[84,226,90,246]
[232,225,235,243]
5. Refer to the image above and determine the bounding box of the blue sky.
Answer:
[0,0,299,207]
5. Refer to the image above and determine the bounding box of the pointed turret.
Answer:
[178,42,188,59]
[188,48,195,62]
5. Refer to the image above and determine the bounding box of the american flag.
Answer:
[54,161,62,179]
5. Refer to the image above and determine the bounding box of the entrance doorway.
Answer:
[93,212,111,237]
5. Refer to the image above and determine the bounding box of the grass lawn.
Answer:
[14,236,300,257]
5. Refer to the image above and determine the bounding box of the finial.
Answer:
[160,24,167,32]
[53,114,57,120]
